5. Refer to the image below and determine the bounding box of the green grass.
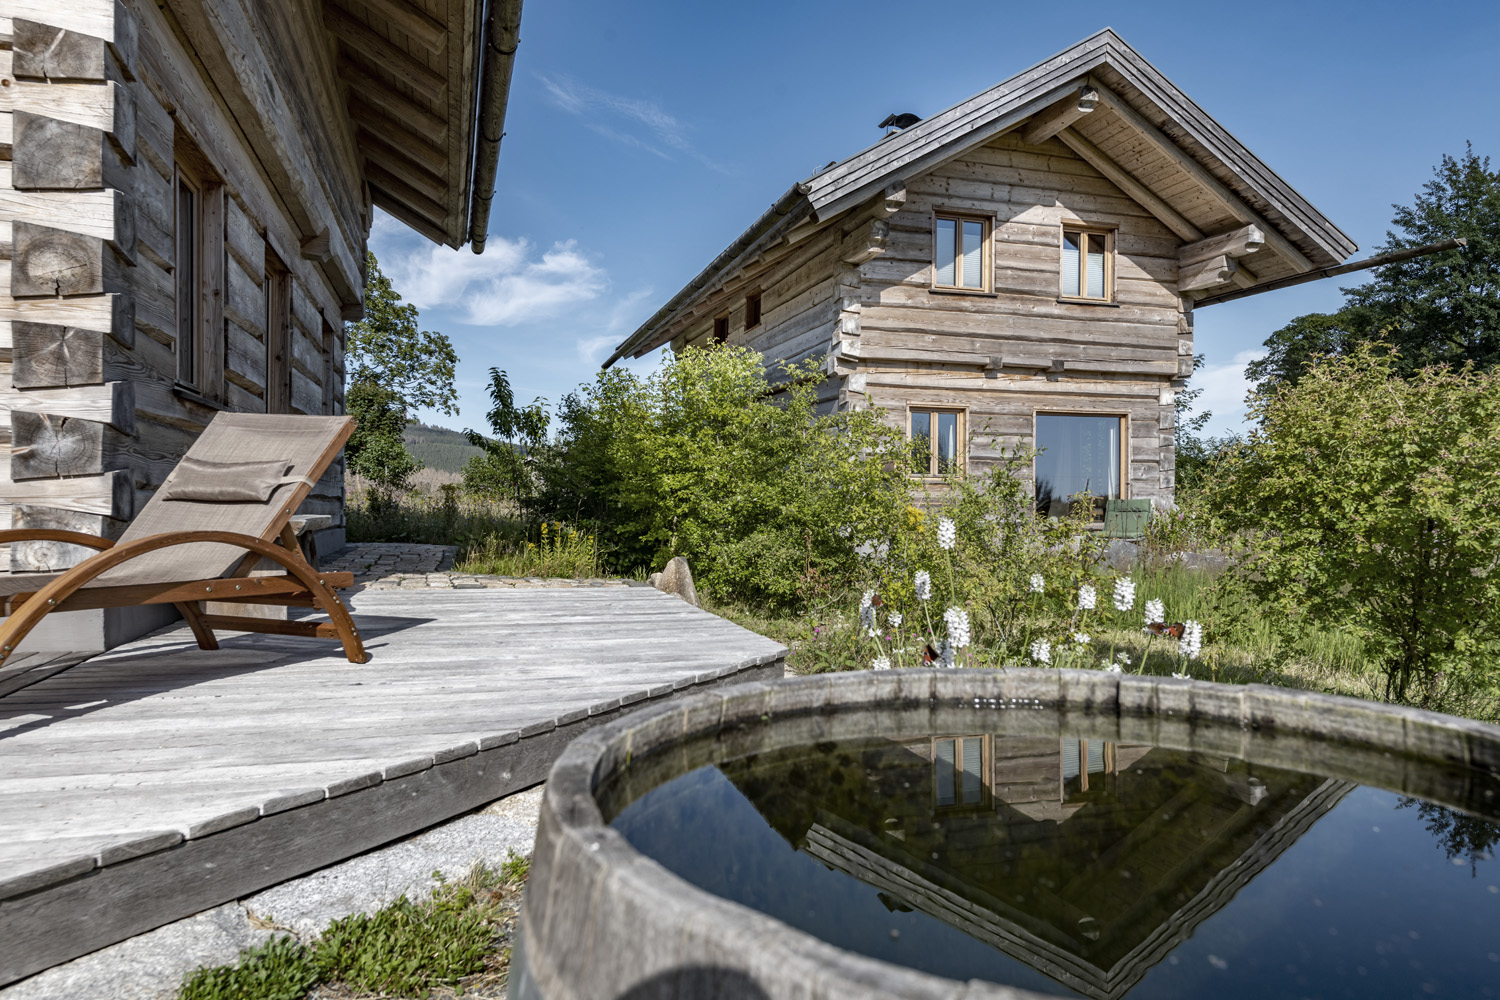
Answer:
[456,521,602,579]
[178,855,529,1000]
[403,423,488,474]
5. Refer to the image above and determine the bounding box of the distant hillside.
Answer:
[404,423,487,473]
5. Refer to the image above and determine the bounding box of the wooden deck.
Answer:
[0,586,786,987]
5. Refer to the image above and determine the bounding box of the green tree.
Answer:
[460,368,550,510]
[1204,344,1500,712]
[1246,146,1499,392]
[534,345,909,607]
[344,253,458,494]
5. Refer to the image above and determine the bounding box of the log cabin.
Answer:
[0,0,521,649]
[606,29,1356,515]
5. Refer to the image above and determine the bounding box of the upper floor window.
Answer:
[910,408,965,477]
[1061,225,1113,301]
[933,212,990,291]
[745,290,762,330]
[712,315,730,344]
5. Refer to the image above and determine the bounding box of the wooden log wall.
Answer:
[0,1,357,576]
[842,131,1192,500]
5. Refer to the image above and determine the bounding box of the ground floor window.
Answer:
[934,735,989,809]
[1034,413,1122,515]
[909,408,965,477]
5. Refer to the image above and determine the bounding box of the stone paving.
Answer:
[321,541,635,590]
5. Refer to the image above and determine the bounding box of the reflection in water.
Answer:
[607,733,1500,1000]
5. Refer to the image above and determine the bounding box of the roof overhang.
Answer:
[324,0,522,251]
[608,28,1357,366]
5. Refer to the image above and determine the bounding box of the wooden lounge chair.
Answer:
[0,413,367,671]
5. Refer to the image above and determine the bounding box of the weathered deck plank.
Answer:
[0,586,786,986]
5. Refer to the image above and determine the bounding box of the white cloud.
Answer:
[576,287,656,365]
[379,236,607,327]
[540,73,728,173]
[1191,349,1266,437]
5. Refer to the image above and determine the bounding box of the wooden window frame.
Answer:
[320,319,338,415]
[264,248,292,414]
[1059,221,1116,303]
[172,135,226,400]
[745,290,762,330]
[907,405,968,479]
[931,210,992,293]
[1031,410,1129,518]
[712,314,730,344]
[932,734,991,812]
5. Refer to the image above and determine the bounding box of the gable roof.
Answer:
[606,28,1356,367]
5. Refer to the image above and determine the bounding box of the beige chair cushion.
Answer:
[157,458,293,503]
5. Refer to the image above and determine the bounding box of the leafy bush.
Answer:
[178,936,317,1000]
[1203,344,1500,712]
[531,346,910,607]
[312,894,491,997]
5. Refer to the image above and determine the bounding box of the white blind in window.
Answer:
[935,218,956,286]
[961,220,984,288]
[961,737,983,804]
[935,738,956,806]
[1062,232,1081,296]
[1086,233,1106,298]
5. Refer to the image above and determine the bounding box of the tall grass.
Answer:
[456,521,602,579]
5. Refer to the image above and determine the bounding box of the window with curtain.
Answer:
[1034,413,1122,514]
[933,212,990,291]
[934,736,988,808]
[1061,226,1113,300]
[909,408,964,477]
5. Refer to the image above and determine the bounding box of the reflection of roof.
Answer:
[724,738,1353,1000]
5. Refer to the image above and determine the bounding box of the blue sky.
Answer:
[370,0,1500,439]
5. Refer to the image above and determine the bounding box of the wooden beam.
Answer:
[1092,87,1315,273]
[1054,127,1202,243]
[333,0,446,54]
[368,182,451,247]
[0,468,131,519]
[338,59,447,143]
[838,219,889,266]
[323,6,447,102]
[348,96,447,173]
[1021,85,1100,145]
[357,132,447,204]
[1178,224,1264,267]
[1178,254,1238,293]
[1,380,135,434]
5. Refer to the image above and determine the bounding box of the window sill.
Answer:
[930,287,998,298]
[1056,297,1120,308]
[172,384,230,412]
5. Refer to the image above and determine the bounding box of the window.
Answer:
[1060,225,1113,300]
[933,212,990,291]
[264,249,292,413]
[934,735,988,809]
[910,409,964,477]
[745,290,762,330]
[1034,413,1123,516]
[321,320,339,415]
[712,315,729,344]
[173,131,225,399]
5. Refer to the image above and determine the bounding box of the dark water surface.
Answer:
[603,732,1500,999]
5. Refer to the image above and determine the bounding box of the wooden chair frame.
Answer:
[0,529,366,665]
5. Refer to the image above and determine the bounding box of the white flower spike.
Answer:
[1077,584,1097,611]
[1171,671,1190,680]
[914,570,932,601]
[944,606,971,649]
[937,518,957,550]
[1179,620,1204,659]
[1029,638,1051,665]
[1072,632,1090,645]
[872,656,891,671]
[1112,577,1136,612]
[1029,573,1045,593]
[889,611,903,629]
[1144,598,1166,625]
[1106,663,1123,674]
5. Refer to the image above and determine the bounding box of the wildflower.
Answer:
[872,656,891,671]
[938,641,956,668]
[1029,573,1045,593]
[1029,638,1051,664]
[859,589,878,636]
[944,606,971,648]
[1179,620,1204,659]
[1116,651,1132,666]
[914,570,932,601]
[1172,671,1190,680]
[1072,632,1090,645]
[1077,584,1096,611]
[1144,598,1166,625]
[937,518,957,550]
[1112,577,1136,612]
[888,611,903,629]
[1106,663,1123,674]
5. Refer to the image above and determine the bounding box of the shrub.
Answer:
[1203,344,1500,712]
[178,936,317,1000]
[312,895,492,997]
[532,346,909,607]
